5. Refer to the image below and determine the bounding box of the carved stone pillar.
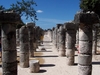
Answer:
[74,11,99,75]
[19,26,29,68]
[64,22,76,65]
[0,11,20,75]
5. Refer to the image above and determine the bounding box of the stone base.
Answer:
[66,56,74,65]
[78,64,92,75]
[29,60,40,73]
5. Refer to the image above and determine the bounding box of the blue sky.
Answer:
[0,0,80,29]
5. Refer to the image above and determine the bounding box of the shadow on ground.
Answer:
[39,69,47,73]
[92,62,100,65]
[34,55,58,58]
[40,64,55,67]
[0,65,1,67]
[36,51,52,52]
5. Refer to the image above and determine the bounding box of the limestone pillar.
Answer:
[53,27,57,50]
[58,25,65,56]
[56,24,62,51]
[64,22,76,65]
[92,23,99,54]
[26,23,35,57]
[52,27,55,43]
[74,11,99,75]
[0,11,20,75]
[75,28,79,51]
[19,26,29,68]
[16,29,20,46]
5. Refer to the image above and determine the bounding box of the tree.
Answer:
[80,0,100,17]
[0,0,38,22]
[0,5,5,10]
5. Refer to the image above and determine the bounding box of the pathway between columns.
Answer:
[0,34,100,75]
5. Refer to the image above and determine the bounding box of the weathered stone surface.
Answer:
[64,22,77,29]
[66,49,75,57]
[20,43,29,53]
[29,60,40,73]
[19,26,29,68]
[79,28,92,41]
[79,41,92,54]
[0,11,21,23]
[64,22,76,65]
[0,11,20,75]
[16,29,20,46]
[2,50,17,63]
[20,53,29,68]
[74,11,99,75]
[66,56,74,65]
[78,64,92,75]
[58,25,65,56]
[92,24,98,54]
[2,61,17,75]
[2,25,16,51]
[74,11,99,24]
[78,54,92,66]
[2,61,17,71]
[26,22,34,57]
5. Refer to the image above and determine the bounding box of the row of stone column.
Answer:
[17,23,44,68]
[50,11,99,75]
[0,10,44,75]
[74,11,99,75]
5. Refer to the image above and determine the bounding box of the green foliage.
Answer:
[80,0,100,17]
[0,0,38,22]
[0,5,5,10]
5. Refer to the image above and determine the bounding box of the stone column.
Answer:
[26,22,35,57]
[56,24,62,51]
[47,29,52,42]
[58,25,66,56]
[74,11,99,75]
[33,26,37,51]
[64,22,76,65]
[75,28,79,51]
[52,27,57,50]
[16,29,20,46]
[52,27,55,43]
[92,23,99,55]
[19,26,29,68]
[0,11,20,75]
[35,26,40,48]
[53,27,57,51]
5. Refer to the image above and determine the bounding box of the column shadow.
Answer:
[0,65,2,67]
[36,51,52,52]
[34,55,58,58]
[92,62,100,65]
[40,64,55,67]
[39,69,47,73]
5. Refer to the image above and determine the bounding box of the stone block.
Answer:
[78,54,92,66]
[66,56,74,65]
[29,60,40,73]
[66,49,75,57]
[78,64,92,75]
[79,41,92,54]
[2,50,17,63]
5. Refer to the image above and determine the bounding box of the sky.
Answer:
[0,0,80,29]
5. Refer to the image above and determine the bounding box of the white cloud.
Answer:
[36,10,43,13]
